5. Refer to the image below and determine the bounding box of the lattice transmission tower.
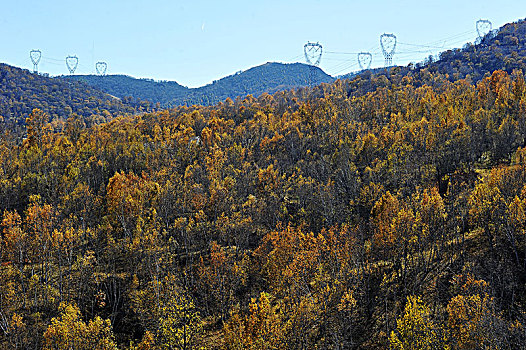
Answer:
[66,56,78,74]
[380,33,397,67]
[96,62,107,76]
[30,50,41,73]
[304,42,323,86]
[357,52,372,70]
[476,19,492,40]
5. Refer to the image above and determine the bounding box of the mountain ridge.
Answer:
[64,62,335,107]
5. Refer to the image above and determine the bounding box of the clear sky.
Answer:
[1,0,524,87]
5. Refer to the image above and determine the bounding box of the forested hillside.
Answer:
[176,62,334,106]
[343,19,526,99]
[66,62,334,107]
[0,64,150,132]
[65,74,189,107]
[2,17,526,350]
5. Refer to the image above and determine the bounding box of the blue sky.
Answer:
[1,0,524,87]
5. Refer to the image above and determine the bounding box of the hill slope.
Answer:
[0,63,144,129]
[66,62,334,107]
[65,74,189,107]
[430,19,526,81]
[339,18,526,99]
[179,62,334,106]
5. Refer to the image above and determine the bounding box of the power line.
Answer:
[42,56,63,62]
[398,42,446,49]
[325,51,362,55]
[26,20,498,82]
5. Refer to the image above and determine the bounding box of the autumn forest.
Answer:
[2,17,526,350]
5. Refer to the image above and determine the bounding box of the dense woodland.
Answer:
[0,63,151,134]
[2,18,526,349]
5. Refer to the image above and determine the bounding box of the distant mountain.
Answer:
[0,63,143,129]
[179,62,334,106]
[65,62,334,107]
[64,74,189,107]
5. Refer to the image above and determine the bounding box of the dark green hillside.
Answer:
[65,62,334,107]
[66,74,189,107]
[176,62,334,105]
[0,64,145,130]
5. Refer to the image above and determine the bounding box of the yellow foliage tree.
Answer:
[157,290,203,350]
[43,303,118,350]
[390,296,445,350]
[223,292,287,350]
